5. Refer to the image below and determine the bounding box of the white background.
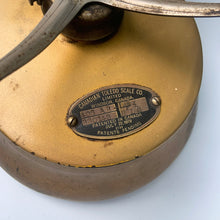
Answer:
[0,2,220,220]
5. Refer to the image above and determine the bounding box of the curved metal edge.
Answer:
[102,0,220,17]
[0,100,198,201]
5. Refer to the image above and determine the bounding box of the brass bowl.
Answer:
[0,0,202,200]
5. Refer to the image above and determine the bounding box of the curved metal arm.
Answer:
[0,0,86,81]
[104,0,220,17]
[0,0,220,82]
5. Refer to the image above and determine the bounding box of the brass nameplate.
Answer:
[67,84,161,140]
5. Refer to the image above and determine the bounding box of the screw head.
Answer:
[151,96,161,106]
[67,116,77,127]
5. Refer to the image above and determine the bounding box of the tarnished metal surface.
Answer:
[104,0,220,17]
[0,0,204,199]
[0,101,198,200]
[0,0,219,82]
[0,2,203,167]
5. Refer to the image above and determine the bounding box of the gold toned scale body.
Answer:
[0,0,219,200]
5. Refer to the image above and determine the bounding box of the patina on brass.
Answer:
[0,0,219,81]
[0,0,216,200]
[0,0,202,167]
[0,102,197,200]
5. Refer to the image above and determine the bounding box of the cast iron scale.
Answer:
[0,0,219,200]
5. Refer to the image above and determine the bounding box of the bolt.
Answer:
[151,96,161,106]
[67,116,77,127]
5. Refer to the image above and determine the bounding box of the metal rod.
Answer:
[104,0,220,17]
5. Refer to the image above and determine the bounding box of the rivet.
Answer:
[67,116,77,127]
[151,96,161,106]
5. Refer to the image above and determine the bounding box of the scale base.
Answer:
[0,0,202,200]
